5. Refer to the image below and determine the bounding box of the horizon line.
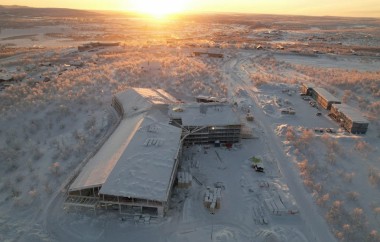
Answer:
[1,4,379,19]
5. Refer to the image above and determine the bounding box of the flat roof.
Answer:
[332,103,369,123]
[99,111,182,202]
[302,82,316,89]
[313,87,340,103]
[69,113,145,191]
[0,73,13,81]
[115,88,178,117]
[169,103,241,127]
[196,95,227,103]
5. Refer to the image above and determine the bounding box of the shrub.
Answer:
[373,207,380,217]
[50,162,60,175]
[367,230,380,242]
[326,200,344,224]
[286,126,296,142]
[354,140,372,154]
[342,90,352,103]
[352,207,363,218]
[343,172,355,183]
[317,193,330,207]
[295,129,314,151]
[346,191,359,201]
[369,167,380,187]
[334,230,344,240]
[298,159,309,173]
[28,189,38,199]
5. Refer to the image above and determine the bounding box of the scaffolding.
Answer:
[181,125,241,145]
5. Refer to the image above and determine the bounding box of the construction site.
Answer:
[65,88,243,217]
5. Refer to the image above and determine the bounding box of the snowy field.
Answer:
[1,8,380,242]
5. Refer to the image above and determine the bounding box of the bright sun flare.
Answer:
[129,0,189,18]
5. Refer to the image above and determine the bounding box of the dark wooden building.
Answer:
[330,104,369,134]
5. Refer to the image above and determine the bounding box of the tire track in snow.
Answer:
[222,54,337,242]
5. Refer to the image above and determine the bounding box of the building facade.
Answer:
[300,83,316,95]
[169,103,241,146]
[330,104,369,134]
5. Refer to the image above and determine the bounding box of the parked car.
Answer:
[253,164,264,173]
[316,112,322,116]
[314,128,324,133]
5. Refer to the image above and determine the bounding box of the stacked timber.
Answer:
[204,187,222,213]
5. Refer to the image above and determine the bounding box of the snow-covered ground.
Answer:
[1,13,380,242]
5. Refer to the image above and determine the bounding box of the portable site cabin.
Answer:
[330,104,369,134]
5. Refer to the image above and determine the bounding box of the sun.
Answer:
[129,0,189,18]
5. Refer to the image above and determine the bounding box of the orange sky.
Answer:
[1,0,380,18]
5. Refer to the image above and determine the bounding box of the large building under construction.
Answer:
[169,103,241,145]
[66,88,182,217]
[65,88,242,217]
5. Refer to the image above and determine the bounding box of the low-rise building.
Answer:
[310,87,341,110]
[330,104,369,134]
[195,95,227,103]
[0,73,13,83]
[300,82,316,95]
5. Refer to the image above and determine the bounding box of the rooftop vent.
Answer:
[143,138,164,147]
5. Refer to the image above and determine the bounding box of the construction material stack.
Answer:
[204,187,222,214]
[177,171,192,188]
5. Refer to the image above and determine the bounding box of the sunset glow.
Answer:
[128,0,189,18]
[0,0,379,18]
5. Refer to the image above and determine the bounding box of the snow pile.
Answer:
[262,103,276,115]
[275,124,289,137]
[256,226,307,242]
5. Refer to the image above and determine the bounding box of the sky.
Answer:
[1,0,380,18]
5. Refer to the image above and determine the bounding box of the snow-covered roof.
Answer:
[69,113,145,191]
[313,87,340,103]
[196,95,228,103]
[99,111,182,202]
[70,88,182,202]
[169,103,241,126]
[0,73,13,81]
[301,82,316,89]
[115,88,178,117]
[332,104,369,123]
